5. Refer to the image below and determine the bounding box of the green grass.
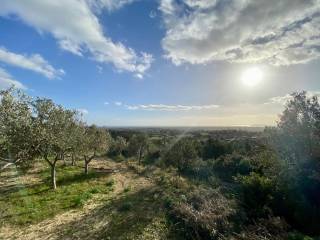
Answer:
[0,165,114,226]
[101,187,181,239]
[123,186,131,193]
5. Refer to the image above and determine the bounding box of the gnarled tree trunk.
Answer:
[84,154,95,175]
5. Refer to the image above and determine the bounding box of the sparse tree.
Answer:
[68,120,86,166]
[81,125,111,174]
[32,98,79,189]
[111,136,127,156]
[128,134,148,165]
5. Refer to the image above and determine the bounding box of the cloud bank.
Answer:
[266,91,320,105]
[0,47,64,79]
[0,0,152,78]
[160,0,320,66]
[124,103,219,111]
[0,68,26,90]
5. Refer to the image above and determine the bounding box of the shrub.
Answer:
[118,201,133,212]
[232,217,289,240]
[89,188,101,194]
[169,189,236,239]
[123,186,131,193]
[271,165,320,235]
[161,137,199,174]
[238,173,275,218]
[202,139,232,160]
[288,232,314,240]
[106,179,115,187]
[213,153,252,181]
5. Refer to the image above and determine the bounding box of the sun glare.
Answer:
[241,67,263,87]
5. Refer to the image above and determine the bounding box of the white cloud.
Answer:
[160,0,320,66]
[124,103,219,111]
[266,94,293,105]
[159,0,176,16]
[0,47,64,79]
[114,101,123,106]
[104,101,109,105]
[87,0,137,12]
[0,68,26,90]
[0,0,152,77]
[149,10,157,19]
[266,91,320,105]
[78,108,89,115]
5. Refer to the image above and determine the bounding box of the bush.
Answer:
[288,232,314,240]
[202,139,232,160]
[169,189,236,239]
[271,165,320,235]
[232,217,289,240]
[106,179,115,187]
[161,137,199,174]
[213,153,252,181]
[118,201,133,212]
[238,173,275,218]
[123,186,131,193]
[144,148,161,164]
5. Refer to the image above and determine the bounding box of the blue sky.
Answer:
[0,0,320,126]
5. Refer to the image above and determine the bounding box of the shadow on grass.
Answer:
[56,171,110,186]
[0,165,117,226]
[52,186,183,240]
[0,168,106,199]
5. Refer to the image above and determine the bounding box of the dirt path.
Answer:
[0,160,168,240]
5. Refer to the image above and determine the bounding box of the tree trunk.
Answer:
[71,153,75,166]
[62,154,66,166]
[85,160,89,175]
[138,146,142,165]
[51,164,57,190]
[84,155,94,175]
[44,155,59,190]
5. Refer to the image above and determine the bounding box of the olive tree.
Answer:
[128,134,148,164]
[68,120,86,166]
[32,98,79,189]
[81,125,111,174]
[111,136,127,156]
[0,88,36,171]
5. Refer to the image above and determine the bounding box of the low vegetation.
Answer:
[0,163,114,225]
[1,89,320,239]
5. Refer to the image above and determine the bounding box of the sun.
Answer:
[241,67,263,87]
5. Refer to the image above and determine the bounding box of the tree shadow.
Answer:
[52,186,182,240]
[55,171,111,187]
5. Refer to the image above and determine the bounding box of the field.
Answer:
[0,158,184,240]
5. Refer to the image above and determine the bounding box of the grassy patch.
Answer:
[123,186,131,193]
[0,164,114,226]
[102,187,181,239]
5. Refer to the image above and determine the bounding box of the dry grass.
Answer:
[0,158,180,240]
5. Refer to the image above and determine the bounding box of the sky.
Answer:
[0,0,320,127]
